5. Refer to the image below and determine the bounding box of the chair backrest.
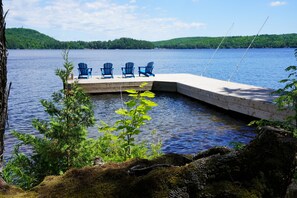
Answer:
[79,68,89,75]
[104,63,113,69]
[78,63,88,69]
[125,62,134,74]
[147,62,154,67]
[145,62,154,73]
[103,63,113,75]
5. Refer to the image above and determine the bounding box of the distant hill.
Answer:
[5,28,297,49]
[6,28,61,49]
[6,28,154,49]
[153,34,297,49]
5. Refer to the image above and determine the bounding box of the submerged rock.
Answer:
[1,126,297,197]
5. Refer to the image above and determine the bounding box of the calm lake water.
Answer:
[5,48,296,159]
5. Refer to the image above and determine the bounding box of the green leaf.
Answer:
[286,65,297,71]
[115,108,128,116]
[142,115,152,120]
[126,89,137,94]
[125,100,137,108]
[139,82,148,88]
[140,91,155,98]
[128,94,138,98]
[279,79,289,83]
[142,99,158,107]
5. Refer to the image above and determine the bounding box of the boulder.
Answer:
[2,126,297,197]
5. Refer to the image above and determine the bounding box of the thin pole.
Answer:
[201,22,234,76]
[228,16,269,81]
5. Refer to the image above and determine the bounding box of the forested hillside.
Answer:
[62,37,154,49]
[6,28,61,49]
[6,28,297,49]
[153,34,297,49]
[6,28,154,49]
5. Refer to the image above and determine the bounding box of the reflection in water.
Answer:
[91,92,255,155]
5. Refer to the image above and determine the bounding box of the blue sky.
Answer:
[3,0,297,41]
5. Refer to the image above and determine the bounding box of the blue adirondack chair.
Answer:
[78,63,92,79]
[101,63,114,78]
[138,62,155,77]
[121,62,135,78]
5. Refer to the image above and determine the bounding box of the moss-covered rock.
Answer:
[1,126,296,197]
[0,182,37,197]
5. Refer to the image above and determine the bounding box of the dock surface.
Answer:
[70,74,291,121]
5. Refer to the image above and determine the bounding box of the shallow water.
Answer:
[90,92,255,154]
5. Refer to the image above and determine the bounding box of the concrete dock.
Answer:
[69,73,292,122]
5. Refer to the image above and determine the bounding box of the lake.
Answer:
[5,48,296,159]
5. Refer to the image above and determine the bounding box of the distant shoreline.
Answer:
[6,47,296,50]
[6,28,297,49]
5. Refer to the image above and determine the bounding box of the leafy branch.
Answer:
[98,83,161,162]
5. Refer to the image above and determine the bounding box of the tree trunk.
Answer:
[0,0,9,172]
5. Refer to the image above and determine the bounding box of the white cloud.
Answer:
[3,0,206,41]
[270,1,287,7]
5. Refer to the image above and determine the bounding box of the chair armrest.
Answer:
[138,67,145,72]
[88,68,92,72]
[100,68,103,72]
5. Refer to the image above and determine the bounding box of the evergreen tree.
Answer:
[3,50,97,189]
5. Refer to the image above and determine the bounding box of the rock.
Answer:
[2,126,297,198]
[286,180,297,198]
[93,156,104,166]
[128,164,173,176]
[193,146,232,160]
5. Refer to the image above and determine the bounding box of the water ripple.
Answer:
[6,49,293,160]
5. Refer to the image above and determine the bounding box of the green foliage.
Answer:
[273,49,297,127]
[90,37,155,49]
[153,34,297,49]
[249,49,297,137]
[3,146,37,190]
[229,142,246,150]
[6,28,297,49]
[249,119,297,137]
[3,50,98,189]
[6,28,154,49]
[98,83,162,162]
[6,28,61,49]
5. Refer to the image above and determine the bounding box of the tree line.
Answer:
[62,37,155,49]
[154,34,297,49]
[6,28,154,49]
[6,28,297,49]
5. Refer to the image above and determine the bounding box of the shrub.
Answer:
[3,50,97,189]
[98,83,162,162]
[273,49,297,127]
